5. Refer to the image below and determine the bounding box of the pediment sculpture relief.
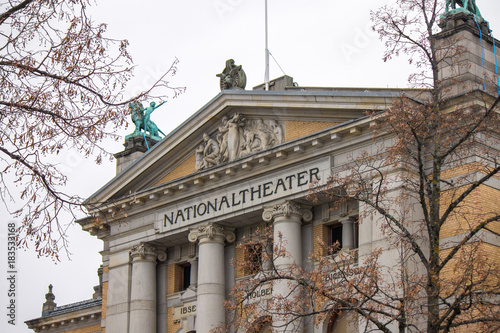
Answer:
[195,114,284,171]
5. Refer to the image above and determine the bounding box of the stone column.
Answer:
[340,217,356,250]
[263,200,312,332]
[157,261,168,333]
[189,223,235,332]
[129,243,166,333]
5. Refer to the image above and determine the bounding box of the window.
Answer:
[249,316,272,333]
[329,223,343,253]
[258,323,272,333]
[247,243,263,275]
[327,312,346,333]
[173,263,191,292]
[182,264,191,290]
[328,217,359,254]
[327,312,357,333]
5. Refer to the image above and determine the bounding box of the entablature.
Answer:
[84,114,383,226]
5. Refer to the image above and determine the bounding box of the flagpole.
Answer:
[265,0,270,91]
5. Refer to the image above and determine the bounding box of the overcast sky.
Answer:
[2,0,500,332]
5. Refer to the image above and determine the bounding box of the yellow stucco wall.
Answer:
[285,120,338,141]
[155,154,196,186]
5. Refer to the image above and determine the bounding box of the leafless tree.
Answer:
[0,0,184,258]
[220,1,500,332]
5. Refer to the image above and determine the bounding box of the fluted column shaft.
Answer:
[189,223,235,332]
[263,201,312,332]
[129,243,166,333]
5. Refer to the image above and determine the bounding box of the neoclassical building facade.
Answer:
[82,77,422,333]
[27,11,500,333]
[83,80,399,333]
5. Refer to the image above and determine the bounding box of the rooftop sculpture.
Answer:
[126,101,166,140]
[216,59,246,91]
[444,0,484,21]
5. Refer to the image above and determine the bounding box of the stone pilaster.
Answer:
[129,243,166,333]
[262,200,312,332]
[188,223,235,332]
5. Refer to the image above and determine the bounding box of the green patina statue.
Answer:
[127,101,166,140]
[445,0,484,21]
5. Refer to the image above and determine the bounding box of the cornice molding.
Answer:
[25,305,101,332]
[86,116,376,221]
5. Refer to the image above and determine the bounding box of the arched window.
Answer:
[257,323,272,333]
[249,316,272,333]
[327,312,356,333]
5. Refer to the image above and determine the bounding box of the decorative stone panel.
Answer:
[195,114,285,171]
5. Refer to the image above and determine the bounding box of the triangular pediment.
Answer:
[151,116,338,188]
[86,88,414,205]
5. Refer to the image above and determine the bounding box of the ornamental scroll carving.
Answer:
[188,222,236,244]
[262,200,313,223]
[195,113,285,171]
[130,243,167,262]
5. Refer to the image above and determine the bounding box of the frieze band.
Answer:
[163,167,320,228]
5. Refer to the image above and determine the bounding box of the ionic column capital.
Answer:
[262,200,313,223]
[188,222,236,244]
[129,243,167,262]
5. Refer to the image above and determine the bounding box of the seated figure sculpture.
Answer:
[216,59,247,91]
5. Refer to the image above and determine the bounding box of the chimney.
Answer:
[253,75,295,91]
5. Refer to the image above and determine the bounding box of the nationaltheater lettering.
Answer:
[164,168,320,226]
